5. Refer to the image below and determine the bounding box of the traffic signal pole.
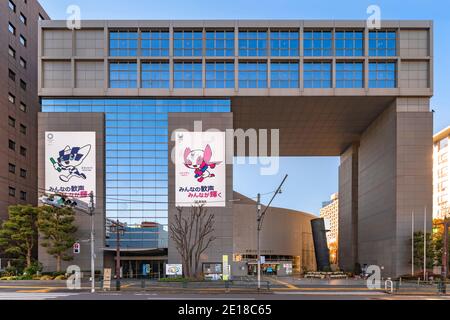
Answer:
[89,191,95,293]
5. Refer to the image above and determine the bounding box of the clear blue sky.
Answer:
[38,0,450,214]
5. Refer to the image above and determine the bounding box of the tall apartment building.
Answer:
[320,193,339,264]
[0,0,49,223]
[433,126,450,220]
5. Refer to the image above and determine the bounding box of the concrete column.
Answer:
[338,143,359,273]
[356,97,433,277]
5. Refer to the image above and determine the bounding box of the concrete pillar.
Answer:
[338,143,359,273]
[357,98,433,277]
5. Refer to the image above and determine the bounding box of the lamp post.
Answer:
[442,206,449,280]
[110,220,125,291]
[88,191,95,293]
[256,174,288,291]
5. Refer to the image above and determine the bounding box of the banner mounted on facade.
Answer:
[45,132,96,203]
[175,131,226,207]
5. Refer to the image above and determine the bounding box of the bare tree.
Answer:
[170,205,216,278]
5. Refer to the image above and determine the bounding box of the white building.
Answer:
[433,126,450,220]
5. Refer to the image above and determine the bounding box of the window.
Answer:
[9,23,16,35]
[369,30,396,56]
[20,79,27,90]
[141,62,170,88]
[9,93,16,104]
[206,30,234,56]
[19,35,26,47]
[174,30,203,56]
[335,31,364,56]
[369,62,396,88]
[9,69,16,81]
[20,168,27,178]
[304,62,332,88]
[20,146,27,157]
[271,30,299,56]
[304,31,332,56]
[20,124,27,135]
[9,0,16,12]
[109,62,137,88]
[239,30,267,56]
[8,116,16,128]
[20,191,27,201]
[9,163,16,174]
[20,57,27,69]
[271,62,299,88]
[141,30,169,56]
[9,139,16,150]
[109,30,138,56]
[439,138,449,151]
[9,187,16,197]
[336,62,364,88]
[9,46,16,58]
[239,62,267,88]
[206,61,234,88]
[174,61,202,88]
[19,13,27,25]
[19,102,27,112]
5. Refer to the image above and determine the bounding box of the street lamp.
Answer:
[110,220,125,291]
[256,174,288,291]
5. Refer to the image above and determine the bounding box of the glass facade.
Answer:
[239,30,267,57]
[270,62,299,88]
[304,62,332,88]
[141,30,169,56]
[369,62,396,88]
[336,62,364,88]
[335,31,364,56]
[270,30,299,57]
[206,30,234,56]
[41,99,231,249]
[174,61,202,88]
[206,61,234,88]
[110,62,137,88]
[369,30,397,56]
[174,30,203,56]
[110,30,138,56]
[141,62,170,89]
[304,31,332,56]
[239,62,267,88]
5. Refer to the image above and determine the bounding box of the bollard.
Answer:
[141,279,146,289]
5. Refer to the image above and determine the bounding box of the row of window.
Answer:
[8,115,27,134]
[8,139,27,157]
[109,61,396,89]
[109,30,396,57]
[8,187,27,201]
[8,163,27,178]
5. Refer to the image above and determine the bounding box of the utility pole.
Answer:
[443,206,449,280]
[424,206,427,280]
[411,210,414,276]
[111,220,125,291]
[256,174,288,291]
[88,191,95,293]
[256,193,261,291]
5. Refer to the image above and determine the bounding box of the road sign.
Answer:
[103,268,111,290]
[73,242,80,254]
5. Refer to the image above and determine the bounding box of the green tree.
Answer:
[38,206,77,272]
[0,205,38,268]
[432,219,450,270]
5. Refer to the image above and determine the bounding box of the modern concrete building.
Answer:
[433,126,450,220]
[1,0,49,222]
[37,19,433,278]
[320,192,339,264]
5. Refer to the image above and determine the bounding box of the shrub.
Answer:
[23,261,43,276]
[39,275,53,281]
[54,275,66,280]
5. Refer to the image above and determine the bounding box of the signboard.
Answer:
[45,132,96,204]
[73,242,80,254]
[166,264,183,276]
[103,268,111,290]
[175,132,226,207]
[260,256,266,264]
[143,264,151,276]
[222,255,230,281]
